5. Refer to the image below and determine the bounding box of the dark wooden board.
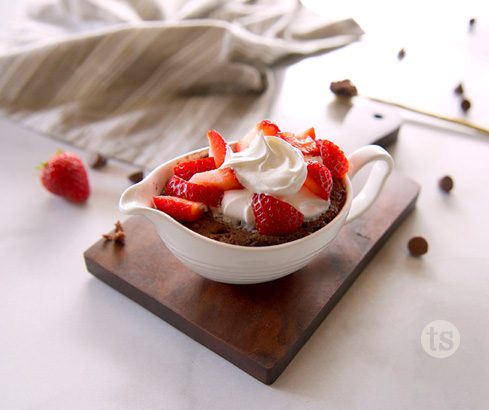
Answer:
[84,170,419,385]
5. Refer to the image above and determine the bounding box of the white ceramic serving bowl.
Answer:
[119,142,393,284]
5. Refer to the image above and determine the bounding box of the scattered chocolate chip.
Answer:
[397,48,406,61]
[454,83,464,95]
[103,220,126,244]
[330,79,358,98]
[128,170,144,183]
[438,175,454,193]
[88,152,108,169]
[461,98,471,112]
[408,236,429,256]
[469,18,476,31]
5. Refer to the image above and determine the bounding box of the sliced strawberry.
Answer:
[318,139,349,178]
[279,127,319,156]
[165,175,223,207]
[207,129,228,167]
[235,120,280,152]
[173,157,216,181]
[303,160,333,200]
[235,131,255,153]
[258,120,281,136]
[189,167,243,191]
[251,193,304,236]
[153,196,207,222]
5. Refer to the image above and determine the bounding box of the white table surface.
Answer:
[2,1,489,409]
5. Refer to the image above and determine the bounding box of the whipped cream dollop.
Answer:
[221,132,307,196]
[219,132,330,228]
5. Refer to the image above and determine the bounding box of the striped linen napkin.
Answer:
[0,0,363,169]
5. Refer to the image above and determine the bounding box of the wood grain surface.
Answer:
[84,170,419,384]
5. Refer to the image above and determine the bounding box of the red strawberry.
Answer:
[318,140,349,178]
[258,120,281,136]
[207,130,228,167]
[235,120,281,152]
[165,175,223,207]
[173,157,216,180]
[39,151,90,203]
[251,193,304,236]
[189,167,243,191]
[303,160,333,200]
[279,127,319,156]
[153,195,207,222]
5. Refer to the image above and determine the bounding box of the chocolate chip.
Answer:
[438,175,454,193]
[88,152,108,169]
[469,18,476,31]
[128,170,144,183]
[397,48,406,61]
[454,83,464,95]
[330,79,358,97]
[408,236,429,256]
[461,98,471,112]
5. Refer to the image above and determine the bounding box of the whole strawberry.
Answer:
[39,151,90,203]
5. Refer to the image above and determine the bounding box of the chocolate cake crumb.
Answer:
[103,221,126,244]
[438,175,454,193]
[128,170,144,184]
[408,236,428,256]
[88,152,108,169]
[469,18,476,31]
[113,231,126,244]
[182,179,347,247]
[330,80,358,98]
[461,98,471,113]
[397,48,406,61]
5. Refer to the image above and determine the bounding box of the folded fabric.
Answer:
[0,0,364,169]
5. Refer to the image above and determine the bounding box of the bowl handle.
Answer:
[345,145,394,224]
